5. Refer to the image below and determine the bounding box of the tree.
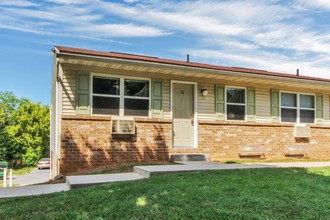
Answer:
[0,91,25,161]
[0,91,49,166]
[0,92,28,125]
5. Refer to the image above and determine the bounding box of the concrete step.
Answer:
[170,154,210,162]
[134,161,220,178]
[66,173,145,189]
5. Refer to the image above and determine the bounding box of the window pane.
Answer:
[281,108,297,122]
[93,96,119,115]
[300,110,315,123]
[300,95,314,108]
[281,93,297,107]
[227,105,245,120]
[124,99,149,116]
[93,77,119,95]
[227,88,245,104]
[124,79,149,97]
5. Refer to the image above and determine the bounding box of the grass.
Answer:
[1,167,330,219]
[12,166,36,175]
[0,166,35,176]
[223,158,330,164]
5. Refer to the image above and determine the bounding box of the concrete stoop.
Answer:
[66,173,145,189]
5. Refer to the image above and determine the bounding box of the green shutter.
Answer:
[271,89,280,122]
[316,93,323,124]
[247,87,256,122]
[215,84,225,120]
[76,72,90,115]
[151,79,163,118]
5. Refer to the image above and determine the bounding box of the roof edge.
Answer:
[54,45,330,83]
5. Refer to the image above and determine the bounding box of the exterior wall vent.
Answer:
[112,120,135,134]
[293,124,310,138]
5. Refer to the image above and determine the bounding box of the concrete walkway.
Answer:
[0,183,69,198]
[1,161,330,199]
[135,161,330,177]
[12,169,50,186]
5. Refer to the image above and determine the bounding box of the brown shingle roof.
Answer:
[55,45,330,83]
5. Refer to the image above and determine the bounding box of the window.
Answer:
[124,79,149,116]
[93,77,120,115]
[226,87,246,120]
[281,93,297,123]
[299,94,315,123]
[280,92,315,123]
[92,76,150,117]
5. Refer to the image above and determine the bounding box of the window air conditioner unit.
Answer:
[293,124,310,138]
[112,120,135,134]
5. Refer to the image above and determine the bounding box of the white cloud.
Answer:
[0,1,169,38]
[183,48,330,79]
[45,0,89,5]
[1,6,102,23]
[1,0,330,79]
[0,23,52,35]
[100,2,247,36]
[123,0,139,3]
[295,0,330,10]
[100,1,330,57]
[0,0,37,7]
[73,23,170,37]
[206,38,259,50]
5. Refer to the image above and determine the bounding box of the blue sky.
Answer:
[1,0,330,105]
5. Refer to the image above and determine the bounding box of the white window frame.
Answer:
[225,86,247,121]
[91,73,151,119]
[280,91,316,124]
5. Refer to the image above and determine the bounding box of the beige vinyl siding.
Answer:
[50,55,58,154]
[197,82,215,120]
[256,87,271,123]
[59,62,330,124]
[62,70,76,115]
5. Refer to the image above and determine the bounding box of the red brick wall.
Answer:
[196,121,330,160]
[60,115,172,174]
[60,115,330,174]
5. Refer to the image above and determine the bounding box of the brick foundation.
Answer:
[60,115,330,174]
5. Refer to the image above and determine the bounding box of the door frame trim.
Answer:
[170,80,198,148]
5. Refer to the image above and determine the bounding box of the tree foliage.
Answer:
[0,91,49,166]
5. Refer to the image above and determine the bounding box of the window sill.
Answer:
[134,117,172,123]
[61,114,171,123]
[199,120,330,128]
[62,114,111,121]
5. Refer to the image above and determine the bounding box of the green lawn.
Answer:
[1,167,330,220]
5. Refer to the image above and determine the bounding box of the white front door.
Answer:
[172,83,194,148]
